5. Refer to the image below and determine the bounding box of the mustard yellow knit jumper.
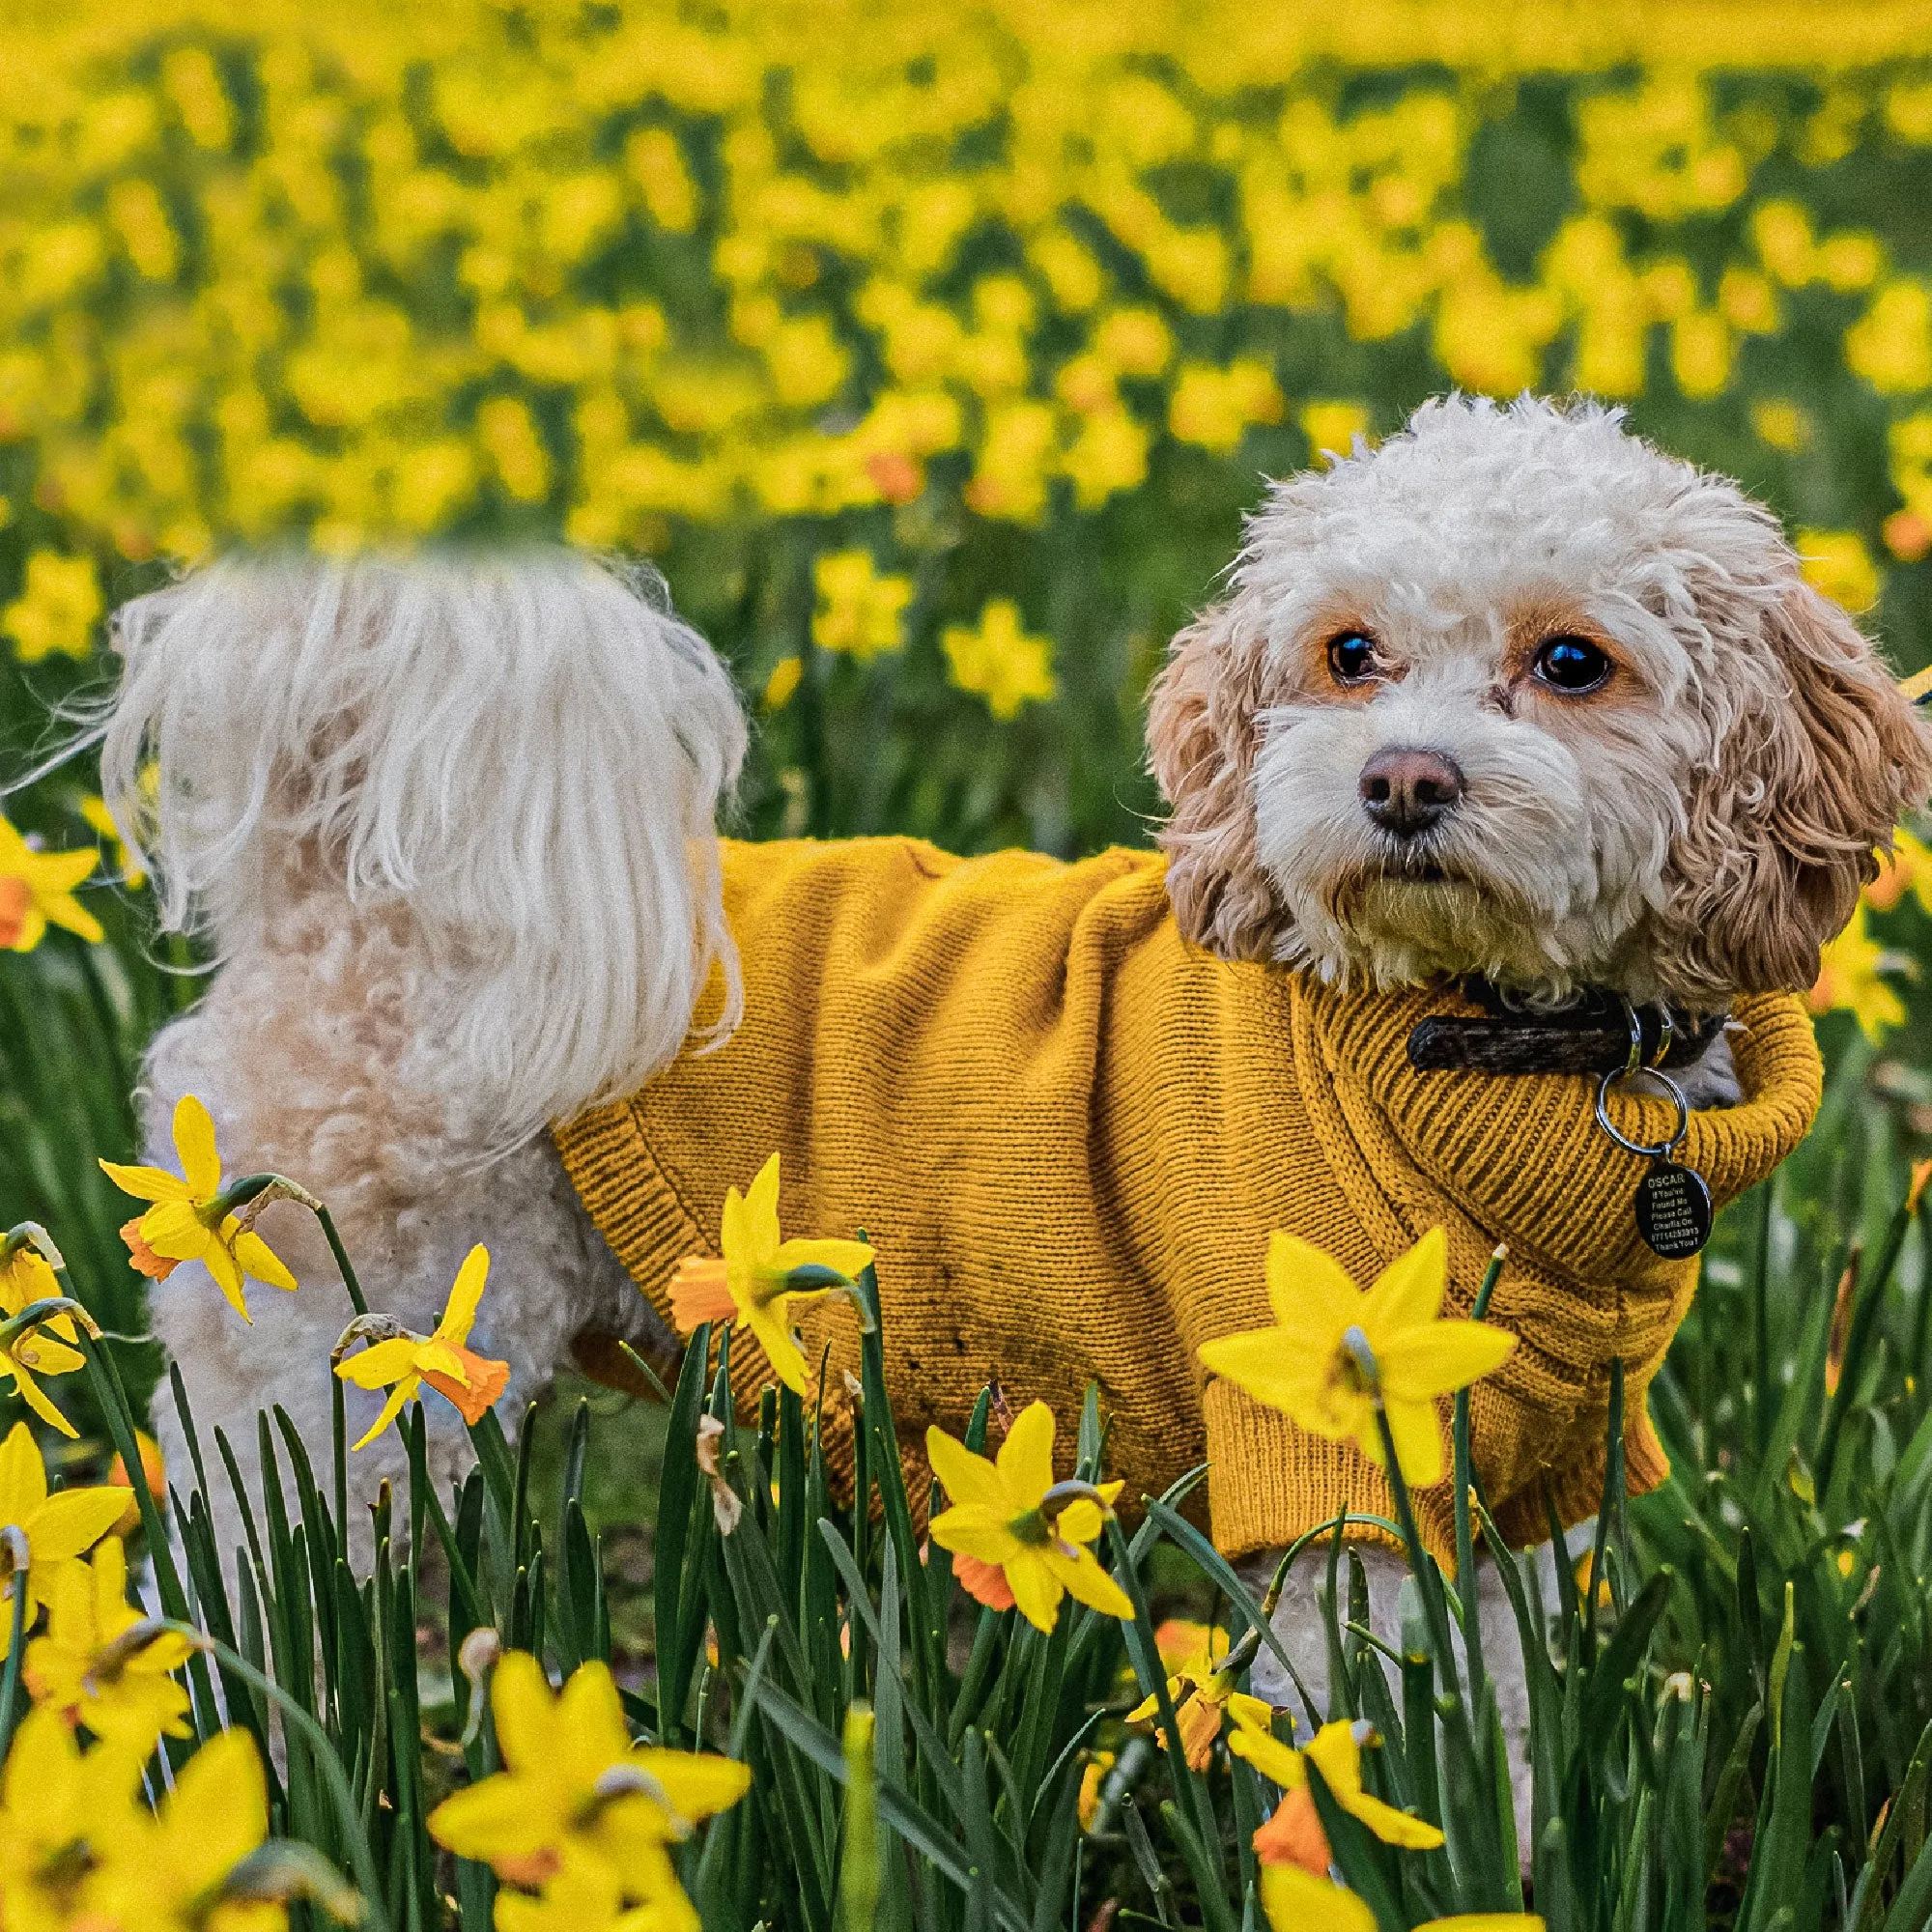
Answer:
[554,838,1822,1558]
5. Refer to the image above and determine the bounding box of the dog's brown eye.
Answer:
[1327,632,1378,684]
[1533,635,1611,693]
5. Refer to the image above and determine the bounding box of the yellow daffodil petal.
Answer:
[97,1160,192,1205]
[772,1236,874,1281]
[0,1422,47,1523]
[141,1199,210,1261]
[1264,1231,1364,1330]
[1047,1543,1133,1620]
[199,1235,250,1321]
[995,1399,1057,1503]
[720,1182,752,1281]
[1360,1225,1449,1333]
[1381,1395,1445,1487]
[1229,1719,1305,1789]
[554,1658,633,1762]
[335,1337,423,1387]
[440,1244,491,1345]
[1053,1493,1113,1545]
[160,1730,271,1894]
[1005,1550,1064,1633]
[350,1380,414,1452]
[636,1746,753,1821]
[232,1228,298,1293]
[1375,1320,1518,1401]
[1227,1690,1275,1731]
[16,1334,84,1375]
[13,1366,77,1438]
[927,1504,1021,1565]
[171,1094,223,1200]
[1344,1785,1446,1851]
[31,1486,134,1562]
[742,1151,783,1257]
[743,1300,810,1396]
[924,1427,1008,1513]
[1260,1866,1377,1932]
[487,1650,561,1774]
[1197,1327,1328,1413]
[42,889,104,945]
[429,1773,557,1866]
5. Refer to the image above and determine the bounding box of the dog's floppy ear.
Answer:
[1662,577,1932,1001]
[1146,601,1283,959]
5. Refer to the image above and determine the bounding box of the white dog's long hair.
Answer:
[100,550,745,1155]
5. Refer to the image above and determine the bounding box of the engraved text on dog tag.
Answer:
[1635,1159,1712,1260]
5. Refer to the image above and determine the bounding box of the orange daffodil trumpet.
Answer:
[669,1152,874,1396]
[924,1400,1133,1632]
[0,1224,88,1437]
[333,1244,511,1450]
[1199,1227,1516,1488]
[99,1094,298,1321]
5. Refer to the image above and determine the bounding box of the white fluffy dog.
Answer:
[87,395,1929,1829]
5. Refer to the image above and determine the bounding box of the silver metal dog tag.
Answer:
[1634,1158,1712,1260]
[1594,1007,1711,1261]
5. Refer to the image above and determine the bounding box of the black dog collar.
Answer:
[1406,980,1728,1078]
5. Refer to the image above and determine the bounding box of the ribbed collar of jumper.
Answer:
[1290,975,1822,1292]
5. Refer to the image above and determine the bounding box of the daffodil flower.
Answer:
[334,1244,511,1450]
[1199,1227,1515,1488]
[24,1535,194,1748]
[668,1152,873,1396]
[924,1400,1133,1632]
[0,1226,85,1437]
[428,1651,750,1907]
[1233,1712,1444,1872]
[1126,1623,1273,1770]
[0,1421,131,1658]
[0,813,102,952]
[99,1094,298,1321]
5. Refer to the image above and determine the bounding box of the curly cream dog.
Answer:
[91,395,1928,1834]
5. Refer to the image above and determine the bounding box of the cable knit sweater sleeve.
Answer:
[554,837,1823,1561]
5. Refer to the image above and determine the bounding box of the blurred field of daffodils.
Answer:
[3,0,1932,1029]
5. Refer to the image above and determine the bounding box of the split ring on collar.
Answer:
[1595,1063,1690,1160]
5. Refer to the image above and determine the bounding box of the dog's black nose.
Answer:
[1358,747,1465,838]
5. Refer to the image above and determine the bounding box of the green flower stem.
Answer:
[224,1175,369,1319]
[0,1526,30,1760]
[1104,1515,1232,1930]
[161,1621,390,1932]
[332,1375,349,1553]
[71,1314,224,1748]
[1453,1244,1508,1716]
[313,1203,371,1321]
[1820,1181,1925,1494]
[1373,1400,1509,1905]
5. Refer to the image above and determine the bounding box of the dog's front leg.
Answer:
[1241,1540,1536,1866]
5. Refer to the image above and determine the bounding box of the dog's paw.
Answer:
[1676,1030,1742,1111]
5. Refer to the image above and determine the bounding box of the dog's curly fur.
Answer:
[76,394,1932,1828]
